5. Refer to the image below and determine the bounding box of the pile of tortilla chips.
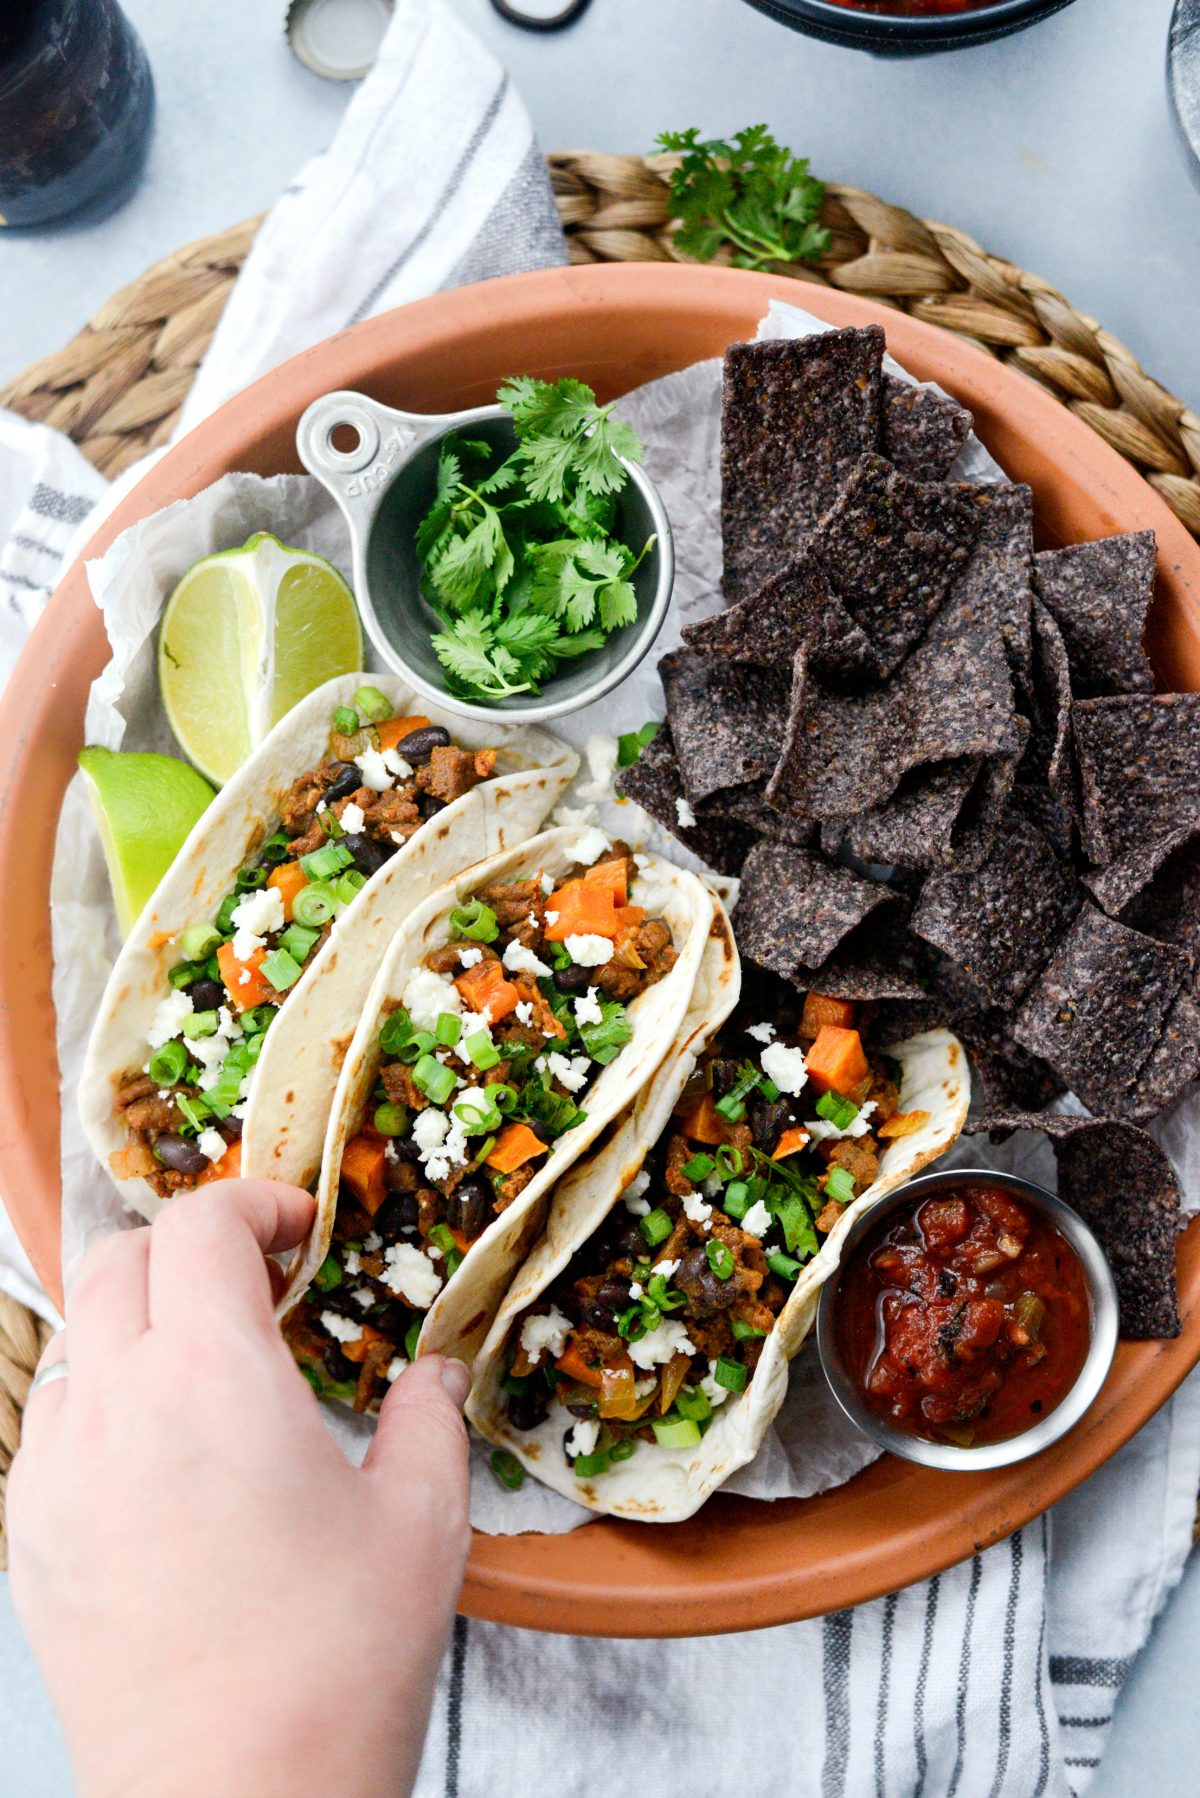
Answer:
[619,324,1198,1339]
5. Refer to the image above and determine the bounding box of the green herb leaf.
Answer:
[656,124,830,272]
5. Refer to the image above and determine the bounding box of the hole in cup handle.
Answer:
[295,392,426,515]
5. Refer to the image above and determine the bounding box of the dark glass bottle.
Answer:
[0,0,154,228]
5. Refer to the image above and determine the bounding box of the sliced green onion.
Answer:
[824,1165,856,1206]
[147,1040,189,1085]
[202,953,223,982]
[464,1030,501,1071]
[299,841,354,882]
[715,1144,745,1180]
[548,942,573,971]
[705,1240,734,1281]
[373,1102,409,1137]
[167,961,199,990]
[616,721,659,767]
[175,1094,211,1133]
[758,1076,781,1103]
[412,1053,458,1106]
[428,1223,456,1253]
[617,1304,647,1342]
[215,893,240,934]
[682,1152,715,1183]
[450,899,499,943]
[816,1090,859,1131]
[723,1181,750,1221]
[379,1010,415,1057]
[445,1249,464,1277]
[453,1093,502,1133]
[501,1371,530,1395]
[489,1448,526,1491]
[352,685,392,723]
[259,831,291,864]
[395,1029,436,1066]
[715,1061,765,1124]
[181,1010,219,1039]
[490,1083,518,1113]
[647,1273,686,1313]
[235,865,266,890]
[713,1356,749,1394]
[674,1386,713,1424]
[715,1092,746,1123]
[280,923,320,964]
[404,1319,422,1361]
[436,1012,462,1047]
[651,1416,702,1448]
[767,1250,801,1283]
[318,806,345,839]
[313,1255,342,1293]
[608,1437,636,1463]
[292,882,337,928]
[241,1005,276,1036]
[333,706,359,736]
[731,1317,767,1342]
[639,1208,672,1249]
[179,921,222,962]
[335,870,366,905]
[573,1451,612,1479]
[261,948,303,992]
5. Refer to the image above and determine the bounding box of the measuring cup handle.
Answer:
[295,391,431,522]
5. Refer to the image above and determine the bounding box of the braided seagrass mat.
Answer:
[2,149,1200,1565]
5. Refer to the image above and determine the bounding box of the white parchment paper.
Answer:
[51,300,1200,1536]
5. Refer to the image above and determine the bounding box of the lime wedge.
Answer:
[157,532,362,785]
[79,747,216,937]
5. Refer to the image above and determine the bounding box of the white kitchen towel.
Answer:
[0,2,1195,1794]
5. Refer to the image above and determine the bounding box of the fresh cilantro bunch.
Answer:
[656,124,830,271]
[416,376,653,702]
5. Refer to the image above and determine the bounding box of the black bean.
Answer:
[604,1216,651,1262]
[188,977,225,1012]
[749,1096,796,1154]
[675,1244,739,1317]
[507,1383,550,1432]
[383,1155,419,1195]
[374,1188,419,1234]
[564,1396,598,1418]
[396,725,451,764]
[445,1178,491,1239]
[152,1134,209,1177]
[322,1342,357,1384]
[579,1276,630,1329]
[219,1114,244,1140]
[553,961,593,994]
[420,794,447,820]
[344,832,389,877]
[324,762,362,804]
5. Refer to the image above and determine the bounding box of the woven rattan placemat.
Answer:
[2,150,1199,1563]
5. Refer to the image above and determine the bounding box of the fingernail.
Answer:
[440,1358,471,1407]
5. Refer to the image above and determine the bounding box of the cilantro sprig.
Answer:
[416,378,653,702]
[656,125,830,271]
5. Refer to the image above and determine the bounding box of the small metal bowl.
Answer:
[296,388,674,726]
[816,1166,1119,1471]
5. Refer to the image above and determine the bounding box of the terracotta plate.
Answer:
[5,265,1200,1638]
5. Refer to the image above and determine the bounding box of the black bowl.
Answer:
[738,0,1078,55]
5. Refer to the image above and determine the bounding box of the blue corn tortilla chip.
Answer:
[1074,693,1200,868]
[910,802,1083,1011]
[765,609,1021,822]
[1034,531,1156,699]
[796,452,984,678]
[881,375,973,482]
[721,326,884,603]
[732,839,898,978]
[1117,833,1200,960]
[659,650,791,806]
[964,1111,1181,1339]
[938,483,1034,697]
[682,544,880,684]
[1014,600,1076,856]
[823,736,1025,876]
[1012,904,1191,1113]
[614,722,757,877]
[697,782,812,849]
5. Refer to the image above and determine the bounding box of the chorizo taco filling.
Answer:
[110,688,497,1199]
[285,840,679,1410]
[497,975,927,1479]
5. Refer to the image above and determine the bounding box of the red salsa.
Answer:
[837,1182,1091,1447]
[824,2,1001,13]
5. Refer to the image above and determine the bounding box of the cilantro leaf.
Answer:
[430,610,530,699]
[656,124,830,271]
[499,375,599,438]
[576,997,633,1066]
[617,721,660,766]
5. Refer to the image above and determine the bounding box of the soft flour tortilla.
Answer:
[303,826,716,1367]
[78,671,576,1230]
[467,1021,970,1523]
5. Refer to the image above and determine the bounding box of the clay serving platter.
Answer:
[4,264,1199,1636]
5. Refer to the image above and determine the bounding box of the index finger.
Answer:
[147,1179,317,1335]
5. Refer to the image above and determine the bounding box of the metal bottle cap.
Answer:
[286,0,392,81]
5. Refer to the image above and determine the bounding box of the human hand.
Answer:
[7,1180,471,1798]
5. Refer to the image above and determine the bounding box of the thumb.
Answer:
[362,1355,472,1540]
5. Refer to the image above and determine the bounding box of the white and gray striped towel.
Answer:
[0,3,1197,1792]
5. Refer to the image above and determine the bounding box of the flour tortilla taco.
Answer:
[79,673,577,1243]
[466,954,969,1523]
[281,826,717,1394]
